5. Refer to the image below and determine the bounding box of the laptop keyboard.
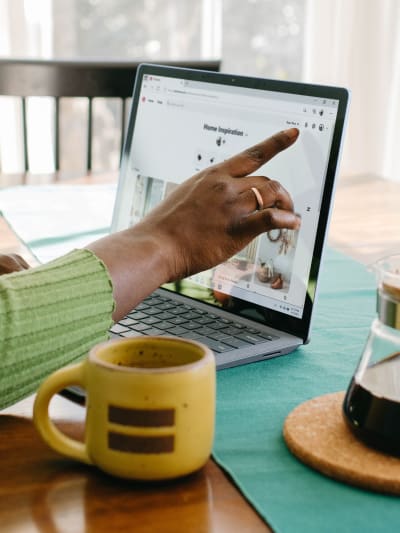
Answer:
[109,293,279,353]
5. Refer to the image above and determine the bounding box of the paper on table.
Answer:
[0,184,117,263]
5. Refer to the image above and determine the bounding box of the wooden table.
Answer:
[329,173,400,264]
[0,395,268,533]
[1,171,400,532]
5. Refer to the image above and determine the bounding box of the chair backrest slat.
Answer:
[21,97,29,174]
[54,96,60,171]
[87,97,93,172]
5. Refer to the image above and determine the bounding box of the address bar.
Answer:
[169,88,218,100]
[167,88,309,116]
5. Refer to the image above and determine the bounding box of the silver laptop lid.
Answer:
[112,64,349,344]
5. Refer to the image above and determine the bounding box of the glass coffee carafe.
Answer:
[343,254,400,455]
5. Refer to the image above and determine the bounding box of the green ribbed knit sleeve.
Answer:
[0,249,115,409]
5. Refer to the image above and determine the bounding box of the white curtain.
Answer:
[303,0,400,181]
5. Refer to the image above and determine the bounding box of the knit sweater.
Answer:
[0,249,115,409]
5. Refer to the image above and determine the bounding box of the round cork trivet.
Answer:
[283,391,400,495]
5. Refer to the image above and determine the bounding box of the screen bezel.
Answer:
[114,63,350,343]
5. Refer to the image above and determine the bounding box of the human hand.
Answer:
[136,128,301,281]
[0,253,30,275]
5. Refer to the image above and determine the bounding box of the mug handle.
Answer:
[33,362,91,465]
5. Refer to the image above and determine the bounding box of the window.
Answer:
[0,0,306,175]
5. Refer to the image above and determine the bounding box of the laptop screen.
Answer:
[112,64,349,342]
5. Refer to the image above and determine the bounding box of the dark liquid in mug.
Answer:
[112,347,202,369]
[343,353,400,456]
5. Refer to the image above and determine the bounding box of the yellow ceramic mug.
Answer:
[33,336,216,481]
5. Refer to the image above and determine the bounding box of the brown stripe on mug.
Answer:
[108,405,175,427]
[108,432,175,454]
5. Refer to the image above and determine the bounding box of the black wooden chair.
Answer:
[0,58,220,178]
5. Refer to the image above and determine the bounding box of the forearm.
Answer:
[0,249,114,409]
[86,226,170,322]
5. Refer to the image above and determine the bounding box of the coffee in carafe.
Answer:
[343,254,400,455]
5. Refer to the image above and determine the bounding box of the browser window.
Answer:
[115,73,339,320]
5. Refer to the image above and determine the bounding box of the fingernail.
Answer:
[283,128,300,140]
[295,214,302,229]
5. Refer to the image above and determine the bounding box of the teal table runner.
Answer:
[213,248,400,533]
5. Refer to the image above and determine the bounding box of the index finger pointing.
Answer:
[221,128,299,178]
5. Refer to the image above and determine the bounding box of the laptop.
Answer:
[109,63,350,369]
